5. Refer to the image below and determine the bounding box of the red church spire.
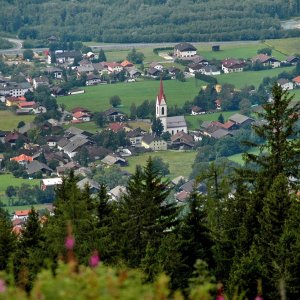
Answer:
[157,79,166,105]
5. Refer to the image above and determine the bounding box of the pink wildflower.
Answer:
[216,296,225,300]
[0,279,6,293]
[65,235,75,250]
[89,250,100,268]
[255,296,263,300]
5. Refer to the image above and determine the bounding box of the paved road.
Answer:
[0,38,261,55]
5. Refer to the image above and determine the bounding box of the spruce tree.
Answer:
[0,207,16,271]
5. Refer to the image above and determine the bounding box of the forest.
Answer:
[1,0,300,43]
[0,85,299,299]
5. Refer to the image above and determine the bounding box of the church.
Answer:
[156,80,188,135]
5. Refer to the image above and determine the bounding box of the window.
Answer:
[161,107,164,115]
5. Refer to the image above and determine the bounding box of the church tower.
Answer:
[156,79,168,132]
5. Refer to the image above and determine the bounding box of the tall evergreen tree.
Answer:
[0,207,16,271]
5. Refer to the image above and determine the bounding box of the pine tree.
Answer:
[98,48,106,62]
[0,207,16,271]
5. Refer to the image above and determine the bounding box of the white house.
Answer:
[141,134,167,151]
[277,78,294,90]
[12,210,31,221]
[222,59,246,73]
[174,43,197,58]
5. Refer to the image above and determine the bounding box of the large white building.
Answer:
[156,80,187,135]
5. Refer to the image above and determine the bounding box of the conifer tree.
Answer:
[0,207,16,271]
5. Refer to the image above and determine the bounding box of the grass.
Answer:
[122,150,197,179]
[227,148,261,165]
[185,111,238,130]
[265,37,300,56]
[198,43,286,61]
[214,66,294,89]
[0,110,35,131]
[57,78,205,114]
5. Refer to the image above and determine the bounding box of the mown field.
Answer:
[0,173,39,194]
[265,37,300,56]
[227,148,261,165]
[122,150,197,179]
[0,110,35,131]
[57,79,205,114]
[214,66,294,89]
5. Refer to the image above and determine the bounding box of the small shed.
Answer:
[212,45,220,52]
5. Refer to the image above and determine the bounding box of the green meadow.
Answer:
[57,78,205,114]
[0,111,35,131]
[265,37,300,56]
[214,66,294,89]
[122,150,197,179]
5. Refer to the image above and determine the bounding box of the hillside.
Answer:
[1,0,300,43]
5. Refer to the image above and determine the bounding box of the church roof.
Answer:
[167,116,187,128]
[157,79,166,105]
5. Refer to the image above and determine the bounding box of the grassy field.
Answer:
[0,110,35,131]
[214,66,294,89]
[265,38,300,56]
[227,148,261,165]
[57,78,205,114]
[122,150,197,179]
[198,43,286,61]
[4,204,50,214]
[186,111,238,130]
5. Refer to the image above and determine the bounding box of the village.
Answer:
[1,40,300,232]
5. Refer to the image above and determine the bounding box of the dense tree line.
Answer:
[0,0,300,43]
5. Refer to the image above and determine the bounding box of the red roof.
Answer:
[71,107,90,113]
[109,122,125,132]
[293,76,300,83]
[19,101,36,108]
[222,121,235,129]
[157,79,166,105]
[10,154,33,162]
[121,60,134,67]
[15,209,31,216]
[73,111,91,119]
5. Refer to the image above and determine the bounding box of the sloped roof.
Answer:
[27,160,52,175]
[10,154,33,162]
[175,42,197,52]
[157,79,166,105]
[166,116,187,128]
[229,113,253,125]
[77,178,100,191]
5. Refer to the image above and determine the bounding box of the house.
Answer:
[77,178,100,194]
[42,67,63,79]
[108,122,126,133]
[188,63,206,74]
[0,82,32,97]
[56,161,81,176]
[174,43,197,58]
[18,101,36,109]
[141,134,167,151]
[49,51,82,65]
[252,54,281,68]
[10,154,33,165]
[12,210,31,221]
[76,65,95,76]
[121,60,134,68]
[203,65,220,76]
[175,190,190,202]
[33,76,49,89]
[211,128,233,139]
[108,185,126,201]
[103,62,123,73]
[277,78,294,90]
[128,69,141,79]
[222,59,246,73]
[45,136,58,147]
[85,74,102,86]
[5,131,24,146]
[171,131,194,149]
[215,99,222,110]
[6,96,26,107]
[62,136,90,158]
[26,160,53,176]
[126,128,144,146]
[104,108,125,122]
[41,178,63,190]
[72,110,92,122]
[286,55,300,65]
[191,106,205,115]
[147,68,161,78]
[86,146,110,161]
[149,62,164,71]
[101,154,127,166]
[229,113,254,127]
[292,76,300,87]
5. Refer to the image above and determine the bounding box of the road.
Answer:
[0,37,261,55]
